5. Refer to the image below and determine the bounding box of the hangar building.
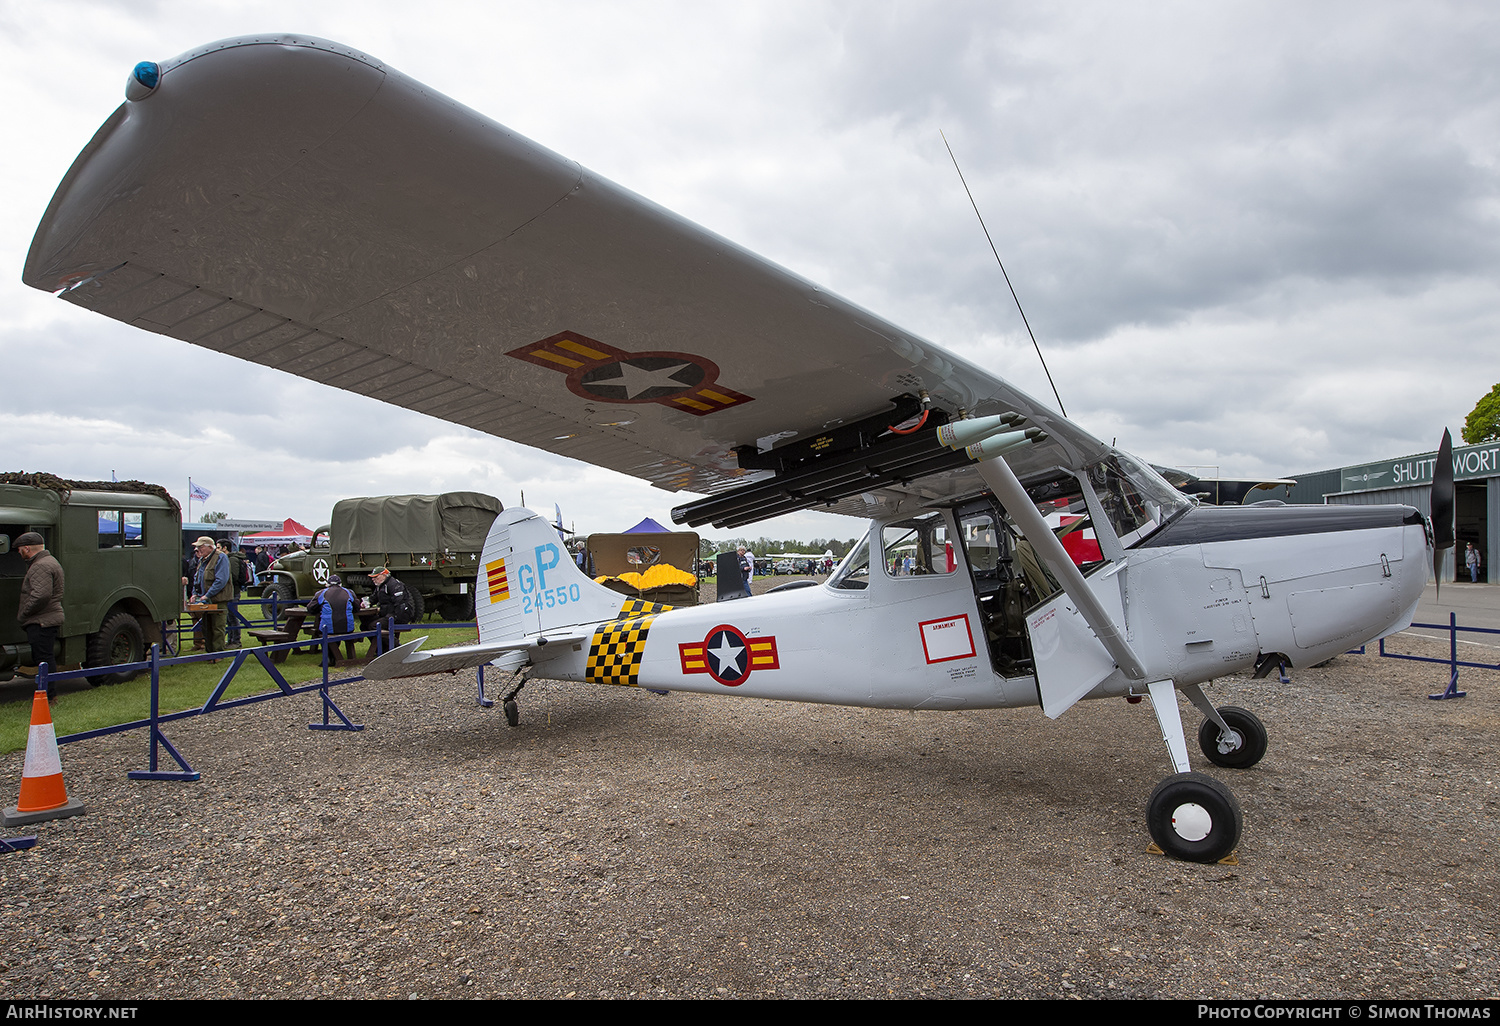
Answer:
[1287,440,1499,583]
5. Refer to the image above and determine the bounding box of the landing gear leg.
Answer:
[1143,679,1243,861]
[500,670,529,728]
[1146,679,1192,774]
[1182,683,1268,769]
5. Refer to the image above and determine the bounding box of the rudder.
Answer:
[475,507,630,643]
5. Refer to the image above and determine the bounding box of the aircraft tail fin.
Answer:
[476,506,655,644]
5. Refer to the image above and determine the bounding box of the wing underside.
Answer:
[25,35,1109,522]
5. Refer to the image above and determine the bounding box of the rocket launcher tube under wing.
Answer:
[935,412,1026,450]
[965,428,1046,461]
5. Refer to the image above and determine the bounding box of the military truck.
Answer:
[259,492,502,620]
[0,473,183,685]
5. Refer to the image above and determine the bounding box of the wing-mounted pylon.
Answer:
[671,400,1052,529]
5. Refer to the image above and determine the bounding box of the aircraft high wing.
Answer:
[25,36,1439,863]
[24,35,1104,525]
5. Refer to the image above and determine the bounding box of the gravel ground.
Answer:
[1,587,1496,1000]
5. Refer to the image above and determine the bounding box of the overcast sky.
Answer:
[2,1,1496,539]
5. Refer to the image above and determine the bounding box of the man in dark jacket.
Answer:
[15,532,64,691]
[307,574,358,665]
[368,567,414,651]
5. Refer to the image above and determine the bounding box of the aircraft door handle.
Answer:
[1380,554,1391,578]
[1259,575,1269,599]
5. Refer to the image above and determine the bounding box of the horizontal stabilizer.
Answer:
[363,629,589,680]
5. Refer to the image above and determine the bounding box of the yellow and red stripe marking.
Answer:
[486,558,510,603]
[507,330,754,418]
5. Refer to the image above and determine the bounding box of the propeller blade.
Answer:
[1431,428,1455,592]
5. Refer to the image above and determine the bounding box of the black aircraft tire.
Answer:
[504,699,519,727]
[1146,772,1243,863]
[1198,706,1268,769]
[86,612,146,686]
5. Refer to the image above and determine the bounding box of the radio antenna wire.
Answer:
[941,131,1067,417]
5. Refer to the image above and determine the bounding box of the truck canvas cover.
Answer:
[331,493,502,555]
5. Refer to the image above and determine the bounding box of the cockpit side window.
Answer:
[880,512,956,578]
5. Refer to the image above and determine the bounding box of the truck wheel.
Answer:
[262,580,295,619]
[438,593,475,621]
[406,584,426,623]
[87,612,146,686]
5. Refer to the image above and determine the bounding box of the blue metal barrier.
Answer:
[41,619,478,780]
[1378,611,1499,700]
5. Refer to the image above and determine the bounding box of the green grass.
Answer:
[0,616,478,755]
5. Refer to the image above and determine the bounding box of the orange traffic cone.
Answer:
[2,682,86,827]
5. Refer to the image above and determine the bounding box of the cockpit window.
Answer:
[881,512,956,578]
[1086,450,1193,547]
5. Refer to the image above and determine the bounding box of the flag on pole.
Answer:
[188,479,211,502]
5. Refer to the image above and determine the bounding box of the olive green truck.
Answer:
[259,492,503,621]
[0,476,182,684]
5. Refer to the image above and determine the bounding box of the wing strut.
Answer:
[974,454,1146,681]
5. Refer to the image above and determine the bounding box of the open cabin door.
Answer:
[1025,564,1125,718]
[955,465,1143,718]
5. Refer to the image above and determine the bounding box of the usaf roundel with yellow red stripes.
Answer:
[678,625,780,687]
[508,331,754,417]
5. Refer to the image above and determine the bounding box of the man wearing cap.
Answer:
[369,567,415,650]
[189,536,232,653]
[15,532,64,687]
[307,573,358,666]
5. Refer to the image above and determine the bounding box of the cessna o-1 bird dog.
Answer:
[25,37,1445,863]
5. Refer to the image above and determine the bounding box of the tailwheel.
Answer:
[503,699,519,727]
[1197,705,1268,769]
[1146,772,1242,863]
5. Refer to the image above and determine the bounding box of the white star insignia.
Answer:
[609,361,693,399]
[708,635,745,676]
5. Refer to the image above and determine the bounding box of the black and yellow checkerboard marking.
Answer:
[586,615,658,687]
[617,598,674,618]
[584,600,676,687]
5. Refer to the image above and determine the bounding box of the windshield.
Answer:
[829,534,871,590]
[1086,450,1194,547]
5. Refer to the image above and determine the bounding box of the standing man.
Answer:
[15,532,64,696]
[188,536,231,654]
[217,540,248,645]
[1465,542,1481,583]
[736,545,754,597]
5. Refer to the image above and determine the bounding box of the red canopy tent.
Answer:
[241,518,316,545]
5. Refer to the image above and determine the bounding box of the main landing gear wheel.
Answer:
[1198,705,1268,769]
[1146,772,1242,863]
